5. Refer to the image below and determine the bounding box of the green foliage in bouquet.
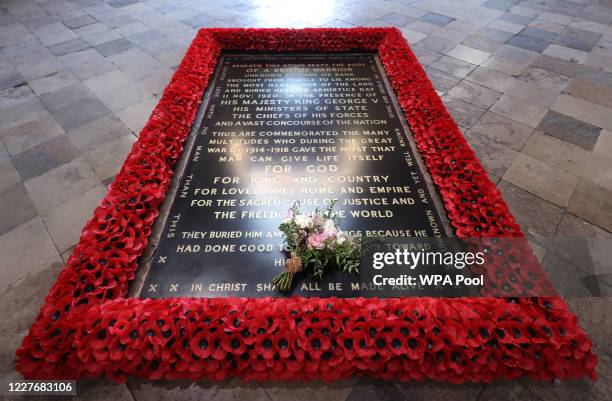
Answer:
[272,200,361,293]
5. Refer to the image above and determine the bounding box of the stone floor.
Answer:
[1,0,611,399]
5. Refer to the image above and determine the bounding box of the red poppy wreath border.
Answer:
[15,28,597,383]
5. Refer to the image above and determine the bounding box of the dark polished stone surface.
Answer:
[137,53,446,298]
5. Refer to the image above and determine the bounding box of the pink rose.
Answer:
[307,233,326,250]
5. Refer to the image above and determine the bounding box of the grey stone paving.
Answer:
[1,0,611,399]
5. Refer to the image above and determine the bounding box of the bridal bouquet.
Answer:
[273,200,361,292]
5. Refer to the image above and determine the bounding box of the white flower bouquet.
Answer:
[273,200,361,292]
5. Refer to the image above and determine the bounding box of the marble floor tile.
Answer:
[543,43,588,63]
[399,27,426,44]
[0,182,38,237]
[412,44,442,66]
[47,37,91,57]
[556,213,612,277]
[428,55,476,78]
[83,69,132,95]
[529,18,566,34]
[498,12,533,26]
[126,380,220,401]
[0,98,49,131]
[431,24,472,42]
[0,70,26,92]
[0,84,36,110]
[16,57,65,81]
[476,26,515,42]
[38,83,96,113]
[521,27,557,42]
[441,95,486,128]
[521,130,589,176]
[32,22,78,46]
[480,54,528,75]
[12,135,80,181]
[421,12,454,27]
[24,157,99,216]
[552,94,612,132]
[83,134,136,181]
[447,80,501,109]
[504,79,559,108]
[568,179,612,232]
[345,379,407,401]
[531,53,579,77]
[470,111,534,150]
[116,96,157,132]
[507,34,549,52]
[53,96,112,132]
[423,67,462,94]
[75,22,122,46]
[63,14,96,29]
[553,26,602,52]
[114,21,150,36]
[396,379,483,401]
[464,129,517,177]
[153,21,193,38]
[593,129,612,157]
[538,11,573,25]
[126,30,175,55]
[0,143,7,160]
[488,19,524,34]
[465,66,516,92]
[490,93,548,128]
[479,349,611,401]
[95,37,135,57]
[109,47,166,80]
[43,184,106,252]
[27,69,80,95]
[0,217,61,287]
[137,68,173,98]
[584,153,612,192]
[503,152,579,207]
[495,44,539,63]
[1,115,65,155]
[0,259,63,373]
[96,81,148,112]
[447,44,490,64]
[380,12,416,28]
[66,115,132,153]
[518,66,571,91]
[566,68,612,109]
[482,0,513,12]
[537,110,602,151]
[264,379,357,401]
[584,51,612,74]
[418,35,458,53]
[572,16,612,33]
[462,34,504,53]
[497,179,564,244]
[0,157,20,195]
[405,20,440,35]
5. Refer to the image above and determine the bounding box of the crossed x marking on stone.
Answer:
[169,284,178,292]
[158,256,167,264]
[148,284,158,292]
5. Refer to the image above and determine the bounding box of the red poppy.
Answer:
[189,331,213,359]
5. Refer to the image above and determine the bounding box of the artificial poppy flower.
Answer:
[189,331,213,359]
[254,332,276,360]
[220,333,247,355]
